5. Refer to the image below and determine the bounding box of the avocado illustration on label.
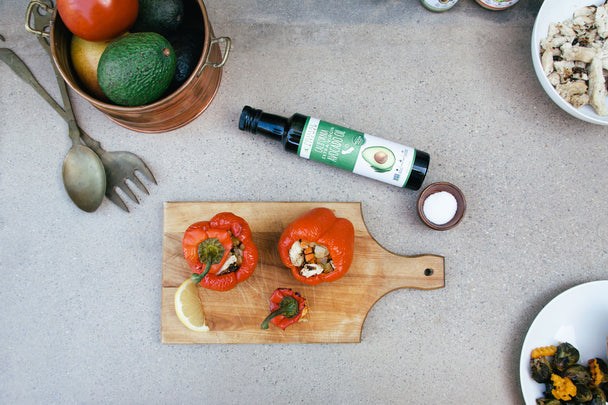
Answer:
[362,146,395,172]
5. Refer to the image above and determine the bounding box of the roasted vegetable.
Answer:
[550,373,576,401]
[553,342,580,372]
[589,386,607,405]
[563,364,592,386]
[535,398,560,405]
[589,357,608,387]
[530,356,553,383]
[529,340,608,404]
[601,382,608,397]
[531,345,557,359]
[574,383,593,402]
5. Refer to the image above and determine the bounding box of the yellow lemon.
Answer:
[174,278,209,332]
[70,34,124,101]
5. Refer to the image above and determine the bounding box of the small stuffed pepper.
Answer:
[278,207,355,285]
[183,212,258,292]
[260,288,307,330]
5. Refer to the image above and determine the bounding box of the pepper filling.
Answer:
[288,239,334,278]
[215,233,246,276]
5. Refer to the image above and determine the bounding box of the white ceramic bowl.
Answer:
[519,280,608,404]
[531,0,608,125]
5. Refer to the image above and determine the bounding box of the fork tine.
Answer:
[135,162,157,185]
[130,172,149,195]
[107,190,129,212]
[118,182,140,204]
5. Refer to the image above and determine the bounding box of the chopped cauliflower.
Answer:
[539,1,608,115]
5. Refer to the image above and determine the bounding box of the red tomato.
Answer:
[56,0,139,42]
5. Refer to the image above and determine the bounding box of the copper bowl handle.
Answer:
[25,0,53,38]
[196,36,231,76]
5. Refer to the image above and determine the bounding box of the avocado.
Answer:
[97,32,177,107]
[362,146,395,172]
[166,28,205,92]
[132,0,184,35]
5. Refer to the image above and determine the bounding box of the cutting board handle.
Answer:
[350,230,445,295]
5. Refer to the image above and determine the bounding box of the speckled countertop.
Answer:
[1,0,607,403]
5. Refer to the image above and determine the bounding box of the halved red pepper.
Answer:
[260,288,307,330]
[183,212,258,292]
[278,207,355,285]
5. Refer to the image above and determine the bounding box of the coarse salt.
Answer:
[423,191,457,225]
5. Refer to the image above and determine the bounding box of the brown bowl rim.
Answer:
[417,182,466,231]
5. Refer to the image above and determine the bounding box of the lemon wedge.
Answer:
[174,278,209,332]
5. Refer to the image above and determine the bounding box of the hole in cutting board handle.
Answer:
[424,268,434,276]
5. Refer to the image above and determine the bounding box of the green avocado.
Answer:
[362,146,395,172]
[97,32,177,107]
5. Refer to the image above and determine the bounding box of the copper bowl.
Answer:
[40,0,230,133]
[417,182,466,231]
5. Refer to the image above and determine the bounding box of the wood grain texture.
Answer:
[161,201,444,344]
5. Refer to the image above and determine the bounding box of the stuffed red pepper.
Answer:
[260,288,307,330]
[278,207,355,285]
[183,212,258,292]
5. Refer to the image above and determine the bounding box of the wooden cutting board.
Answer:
[161,202,444,344]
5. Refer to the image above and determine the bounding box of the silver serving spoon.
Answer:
[20,2,106,212]
[1,51,105,213]
[57,77,107,212]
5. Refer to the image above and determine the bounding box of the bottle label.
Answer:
[420,0,458,12]
[298,117,416,188]
[475,0,518,9]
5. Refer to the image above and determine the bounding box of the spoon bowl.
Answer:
[27,2,106,212]
[55,77,106,212]
[62,144,106,212]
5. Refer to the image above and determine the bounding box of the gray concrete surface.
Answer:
[1,0,606,403]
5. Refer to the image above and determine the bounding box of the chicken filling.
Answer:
[215,234,245,276]
[539,2,608,115]
[288,239,335,278]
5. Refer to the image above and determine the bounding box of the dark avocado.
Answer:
[132,0,184,35]
[166,28,205,92]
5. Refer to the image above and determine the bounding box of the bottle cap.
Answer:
[239,105,262,133]
[405,150,430,190]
